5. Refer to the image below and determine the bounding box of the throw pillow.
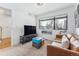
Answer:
[66,33,72,40]
[61,35,70,49]
[70,36,79,51]
[70,36,76,42]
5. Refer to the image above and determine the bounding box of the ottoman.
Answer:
[32,37,42,49]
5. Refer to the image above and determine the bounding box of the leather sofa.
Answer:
[47,44,79,56]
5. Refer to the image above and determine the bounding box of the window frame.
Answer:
[54,16,68,30]
[39,15,68,30]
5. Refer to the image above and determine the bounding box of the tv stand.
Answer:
[20,34,37,44]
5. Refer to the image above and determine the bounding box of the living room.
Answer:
[0,3,79,56]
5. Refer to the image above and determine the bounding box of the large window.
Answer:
[39,15,67,30]
[39,19,52,29]
[55,17,67,30]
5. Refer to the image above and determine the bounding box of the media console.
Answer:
[20,34,37,44]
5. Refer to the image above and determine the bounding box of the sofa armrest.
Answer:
[47,44,79,56]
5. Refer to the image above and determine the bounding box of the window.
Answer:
[55,16,67,30]
[39,19,52,29]
[39,15,68,30]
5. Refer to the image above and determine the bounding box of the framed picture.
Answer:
[55,16,67,30]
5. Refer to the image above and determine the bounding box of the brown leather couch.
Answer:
[47,44,79,56]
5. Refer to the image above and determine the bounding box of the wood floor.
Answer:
[0,37,11,49]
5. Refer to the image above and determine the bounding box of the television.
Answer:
[24,25,36,35]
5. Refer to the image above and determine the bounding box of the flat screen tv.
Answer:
[24,25,36,35]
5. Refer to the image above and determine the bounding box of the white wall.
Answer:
[11,9,36,46]
[0,4,36,46]
[0,15,11,39]
[0,7,12,39]
[36,6,76,40]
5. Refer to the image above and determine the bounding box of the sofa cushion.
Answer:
[51,42,62,48]
[66,33,72,40]
[52,35,69,49]
[70,36,76,42]
[74,35,79,40]
[70,36,79,51]
[61,35,70,49]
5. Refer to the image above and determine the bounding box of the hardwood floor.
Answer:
[0,37,11,49]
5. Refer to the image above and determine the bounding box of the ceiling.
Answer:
[0,3,76,15]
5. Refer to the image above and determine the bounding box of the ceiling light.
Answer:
[36,3,44,6]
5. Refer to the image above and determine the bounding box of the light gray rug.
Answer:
[0,41,47,56]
